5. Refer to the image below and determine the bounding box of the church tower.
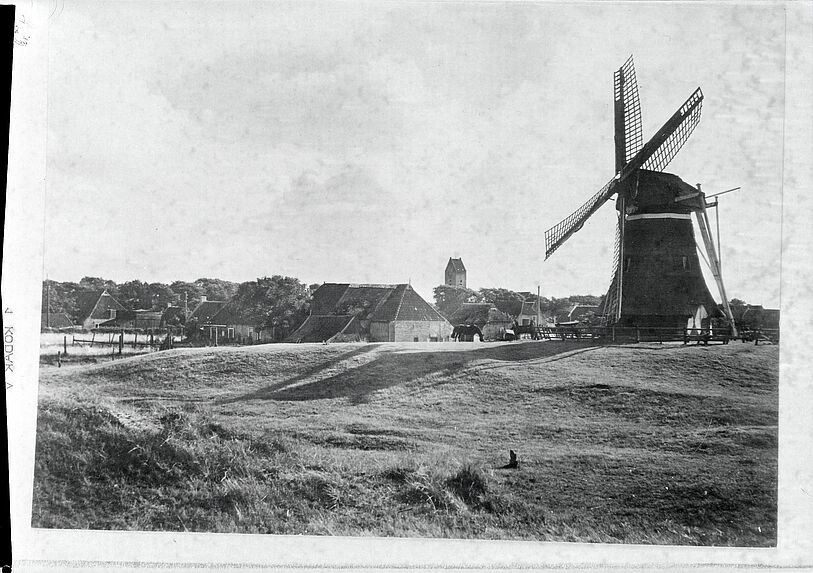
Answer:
[445,258,466,288]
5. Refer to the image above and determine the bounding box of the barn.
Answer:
[75,290,126,331]
[286,283,452,343]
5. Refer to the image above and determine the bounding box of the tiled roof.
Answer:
[285,315,359,343]
[188,300,226,323]
[446,258,466,272]
[371,284,447,322]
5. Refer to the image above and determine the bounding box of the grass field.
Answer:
[31,339,778,545]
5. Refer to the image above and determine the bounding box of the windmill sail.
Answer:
[628,88,703,175]
[544,177,616,259]
[614,56,644,172]
[602,215,623,319]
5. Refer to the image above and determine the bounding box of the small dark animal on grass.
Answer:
[499,450,518,469]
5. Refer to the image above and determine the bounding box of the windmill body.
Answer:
[609,170,718,330]
[544,56,737,335]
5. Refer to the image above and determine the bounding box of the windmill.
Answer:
[544,56,737,335]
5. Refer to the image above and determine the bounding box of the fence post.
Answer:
[63,335,67,355]
[635,327,640,343]
[90,332,95,347]
[119,333,123,356]
[57,351,61,368]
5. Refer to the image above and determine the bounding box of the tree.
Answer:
[230,276,311,334]
[433,285,482,319]
[41,280,81,317]
[78,276,120,299]
[170,281,205,312]
[478,288,525,318]
[147,282,177,309]
[193,278,239,302]
[118,280,150,309]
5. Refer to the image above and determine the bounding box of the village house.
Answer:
[201,301,276,344]
[186,296,227,341]
[448,303,513,341]
[75,290,126,331]
[516,300,553,326]
[286,283,452,343]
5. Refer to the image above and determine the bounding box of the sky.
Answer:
[43,1,786,307]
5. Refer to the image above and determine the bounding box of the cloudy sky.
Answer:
[44,1,785,307]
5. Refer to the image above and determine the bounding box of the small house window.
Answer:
[681,256,690,271]
[413,337,420,342]
[624,257,632,271]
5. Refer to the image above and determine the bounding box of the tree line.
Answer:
[42,276,318,333]
[431,285,603,321]
[49,278,764,334]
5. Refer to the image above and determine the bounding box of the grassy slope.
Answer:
[32,340,778,545]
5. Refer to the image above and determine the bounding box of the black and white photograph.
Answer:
[4,0,813,570]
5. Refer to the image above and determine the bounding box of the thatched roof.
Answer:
[285,315,360,343]
[75,290,125,321]
[188,300,226,323]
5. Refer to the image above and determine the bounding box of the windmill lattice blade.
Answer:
[603,214,622,320]
[544,177,616,259]
[636,88,703,173]
[614,56,644,167]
